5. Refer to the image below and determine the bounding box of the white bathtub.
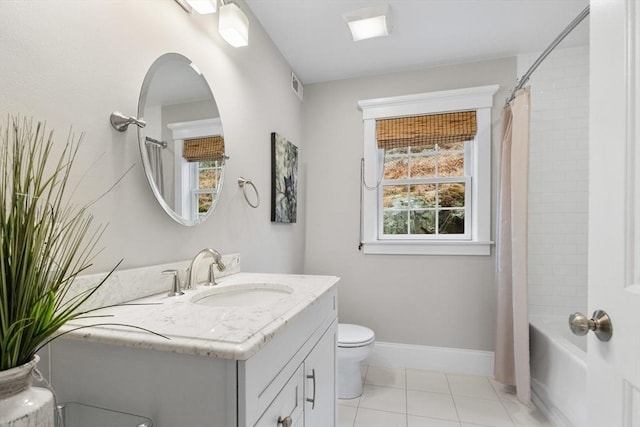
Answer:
[530,315,587,427]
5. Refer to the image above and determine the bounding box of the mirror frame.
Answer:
[137,52,225,226]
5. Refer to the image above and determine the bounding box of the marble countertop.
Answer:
[58,272,339,360]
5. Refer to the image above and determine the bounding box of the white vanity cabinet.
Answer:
[50,278,338,427]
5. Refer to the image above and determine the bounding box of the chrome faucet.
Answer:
[186,248,226,289]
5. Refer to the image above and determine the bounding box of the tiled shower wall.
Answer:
[517,45,589,316]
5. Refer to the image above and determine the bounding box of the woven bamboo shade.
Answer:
[376,111,477,150]
[183,136,225,162]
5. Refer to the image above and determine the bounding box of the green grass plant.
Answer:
[0,116,127,371]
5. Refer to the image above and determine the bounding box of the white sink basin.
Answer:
[191,283,293,308]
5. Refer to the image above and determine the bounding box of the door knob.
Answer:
[277,416,292,427]
[569,310,613,341]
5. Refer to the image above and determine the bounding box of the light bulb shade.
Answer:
[343,5,391,42]
[219,3,249,47]
[186,0,216,14]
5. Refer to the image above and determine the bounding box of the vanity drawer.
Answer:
[254,364,304,427]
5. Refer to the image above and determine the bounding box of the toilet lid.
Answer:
[338,323,375,348]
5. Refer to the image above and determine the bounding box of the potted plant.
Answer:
[0,116,124,426]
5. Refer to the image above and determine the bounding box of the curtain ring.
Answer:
[238,177,260,208]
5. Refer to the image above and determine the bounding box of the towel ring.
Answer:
[238,177,260,208]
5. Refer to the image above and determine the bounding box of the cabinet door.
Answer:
[304,320,337,427]
[255,364,304,427]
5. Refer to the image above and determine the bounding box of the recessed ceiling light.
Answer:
[343,5,391,42]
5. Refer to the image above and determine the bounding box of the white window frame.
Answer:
[358,84,498,256]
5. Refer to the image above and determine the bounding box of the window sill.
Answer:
[361,240,493,256]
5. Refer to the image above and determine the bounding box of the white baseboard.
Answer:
[365,341,495,377]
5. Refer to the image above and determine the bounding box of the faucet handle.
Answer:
[185,266,193,290]
[203,263,218,287]
[162,269,184,296]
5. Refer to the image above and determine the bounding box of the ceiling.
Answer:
[244,0,590,84]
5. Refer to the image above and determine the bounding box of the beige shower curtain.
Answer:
[147,144,165,197]
[494,87,531,403]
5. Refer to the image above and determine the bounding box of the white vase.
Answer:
[0,356,54,427]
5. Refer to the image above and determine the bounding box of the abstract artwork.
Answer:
[271,132,298,223]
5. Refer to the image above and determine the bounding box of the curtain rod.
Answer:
[505,5,590,106]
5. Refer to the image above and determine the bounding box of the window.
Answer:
[183,136,225,219]
[168,118,225,222]
[358,85,498,255]
[191,159,224,218]
[378,112,474,240]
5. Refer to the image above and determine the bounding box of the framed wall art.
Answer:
[271,132,298,223]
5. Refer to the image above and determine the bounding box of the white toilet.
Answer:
[337,323,375,399]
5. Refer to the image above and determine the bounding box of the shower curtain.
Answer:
[147,144,165,197]
[494,87,531,403]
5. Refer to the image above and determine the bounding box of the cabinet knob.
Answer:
[277,416,292,427]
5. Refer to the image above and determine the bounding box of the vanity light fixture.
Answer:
[218,2,249,47]
[186,0,217,14]
[342,5,391,42]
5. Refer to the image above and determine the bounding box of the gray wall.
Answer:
[0,0,305,274]
[302,58,516,351]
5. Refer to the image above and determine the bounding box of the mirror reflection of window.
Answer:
[182,135,226,221]
[193,159,224,217]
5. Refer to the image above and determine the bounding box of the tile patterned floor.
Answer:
[338,365,551,427]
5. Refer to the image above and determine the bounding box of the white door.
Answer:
[588,0,640,425]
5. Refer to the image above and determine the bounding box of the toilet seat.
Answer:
[338,323,375,348]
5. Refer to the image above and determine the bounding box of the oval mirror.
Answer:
[138,53,226,226]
